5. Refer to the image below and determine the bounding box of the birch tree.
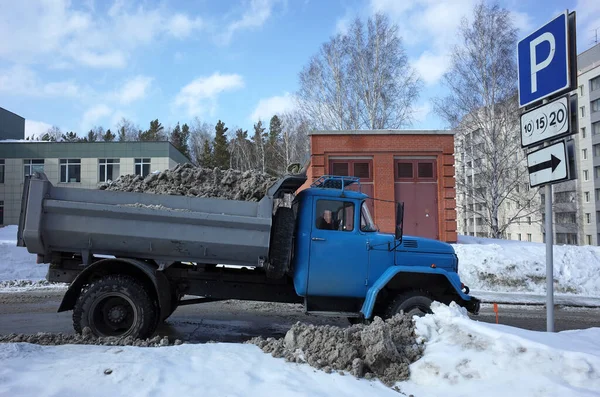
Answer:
[434,1,539,238]
[297,12,421,130]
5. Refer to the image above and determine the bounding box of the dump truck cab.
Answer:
[291,176,479,320]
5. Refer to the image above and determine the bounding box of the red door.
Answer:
[394,160,438,239]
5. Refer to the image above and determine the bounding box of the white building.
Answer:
[0,140,189,226]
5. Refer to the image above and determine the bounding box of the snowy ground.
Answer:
[0,226,46,282]
[1,302,599,397]
[454,235,600,297]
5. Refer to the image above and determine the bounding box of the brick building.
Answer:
[301,130,457,243]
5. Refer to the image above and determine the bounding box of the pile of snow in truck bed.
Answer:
[1,302,599,396]
[98,163,279,202]
[453,235,600,297]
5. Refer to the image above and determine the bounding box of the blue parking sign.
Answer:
[517,11,570,108]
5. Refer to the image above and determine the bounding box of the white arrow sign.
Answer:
[527,140,568,188]
[521,96,570,148]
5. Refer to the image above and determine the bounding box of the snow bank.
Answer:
[454,235,600,297]
[0,225,47,282]
[401,302,600,397]
[0,342,399,397]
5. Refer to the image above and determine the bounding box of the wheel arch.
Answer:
[58,258,172,322]
[361,267,473,319]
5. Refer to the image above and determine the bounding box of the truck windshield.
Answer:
[360,202,377,232]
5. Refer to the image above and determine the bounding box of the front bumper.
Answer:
[463,295,481,315]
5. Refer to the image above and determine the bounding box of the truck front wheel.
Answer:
[73,275,158,339]
[385,290,433,319]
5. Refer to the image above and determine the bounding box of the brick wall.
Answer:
[300,133,457,243]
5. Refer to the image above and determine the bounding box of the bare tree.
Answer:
[115,118,139,142]
[189,117,212,166]
[280,111,310,171]
[296,12,421,130]
[434,2,540,239]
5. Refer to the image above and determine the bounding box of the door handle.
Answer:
[311,237,326,241]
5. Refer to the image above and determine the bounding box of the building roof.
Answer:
[309,129,454,136]
[0,106,25,120]
[0,140,189,164]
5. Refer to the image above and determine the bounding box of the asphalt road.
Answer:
[0,289,599,343]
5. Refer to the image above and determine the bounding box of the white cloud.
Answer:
[0,66,81,98]
[174,72,245,117]
[0,1,205,69]
[250,92,297,121]
[511,11,534,35]
[166,14,203,39]
[221,0,280,44]
[115,76,153,105]
[25,120,53,139]
[412,52,450,85]
[81,104,112,131]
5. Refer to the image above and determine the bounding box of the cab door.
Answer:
[307,198,368,298]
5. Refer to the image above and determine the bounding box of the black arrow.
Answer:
[528,154,561,174]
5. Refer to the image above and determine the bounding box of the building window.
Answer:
[418,163,434,178]
[595,144,600,157]
[588,235,592,245]
[527,216,532,225]
[597,189,600,201]
[584,170,589,181]
[517,233,522,241]
[507,233,511,240]
[23,159,44,179]
[580,84,584,96]
[60,159,81,183]
[587,213,592,224]
[0,159,4,184]
[592,76,600,92]
[98,159,120,182]
[597,211,600,222]
[593,122,600,136]
[527,233,532,242]
[586,191,591,202]
[595,166,600,179]
[583,148,588,160]
[556,212,577,224]
[582,127,587,138]
[397,162,413,179]
[555,191,575,203]
[592,99,600,113]
[331,162,349,176]
[556,233,578,245]
[581,106,585,117]
[353,162,370,179]
[135,158,151,177]
[0,200,3,224]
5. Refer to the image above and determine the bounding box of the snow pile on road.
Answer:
[249,314,423,386]
[99,163,278,202]
[0,342,399,397]
[0,327,182,347]
[401,301,600,397]
[2,303,599,396]
[453,235,600,296]
[0,226,47,284]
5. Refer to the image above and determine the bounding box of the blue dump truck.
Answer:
[17,172,479,339]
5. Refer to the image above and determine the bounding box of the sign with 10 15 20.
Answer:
[520,95,569,148]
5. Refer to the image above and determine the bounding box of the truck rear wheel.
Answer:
[73,274,158,339]
[265,207,295,279]
[385,290,433,319]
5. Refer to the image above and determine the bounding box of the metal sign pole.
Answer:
[543,97,554,333]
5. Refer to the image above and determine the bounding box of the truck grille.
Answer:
[403,240,418,248]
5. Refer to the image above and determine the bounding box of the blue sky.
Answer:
[0,0,599,139]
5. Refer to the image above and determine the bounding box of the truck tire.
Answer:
[385,290,433,319]
[73,274,158,339]
[266,207,295,279]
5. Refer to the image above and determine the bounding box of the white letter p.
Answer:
[530,32,556,93]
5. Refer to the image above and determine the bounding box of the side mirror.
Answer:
[395,202,404,242]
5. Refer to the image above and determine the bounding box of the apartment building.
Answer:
[0,141,189,226]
